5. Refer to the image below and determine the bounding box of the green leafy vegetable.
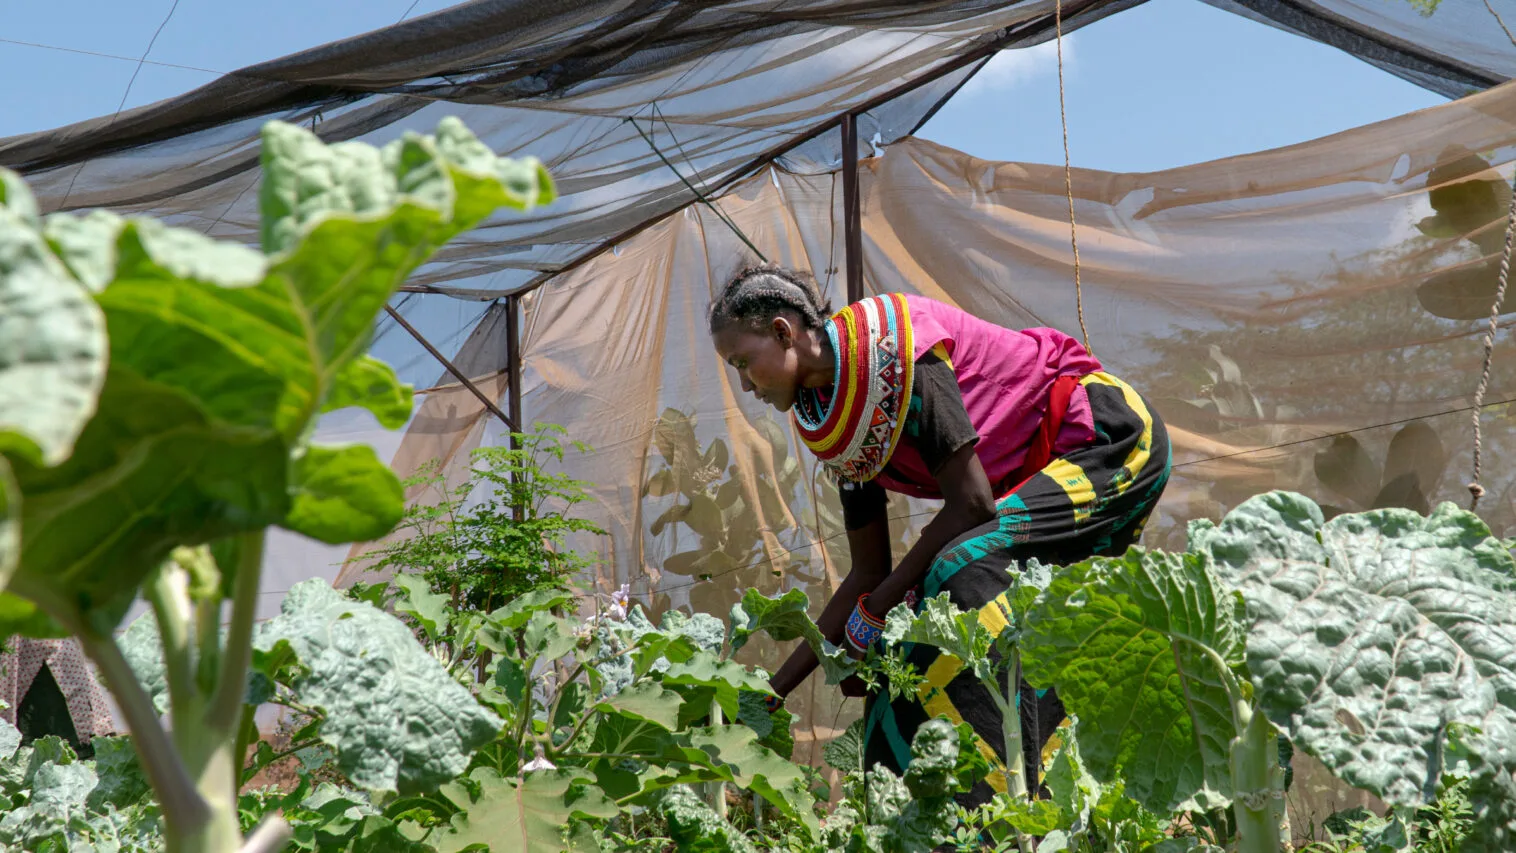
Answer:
[823,718,864,774]
[438,766,613,853]
[728,588,854,684]
[1022,547,1245,814]
[1190,492,1516,810]
[656,785,760,853]
[252,579,502,794]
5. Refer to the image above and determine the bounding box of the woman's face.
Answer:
[713,317,804,412]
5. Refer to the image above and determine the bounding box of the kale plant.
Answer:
[0,116,552,853]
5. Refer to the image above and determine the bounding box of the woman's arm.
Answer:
[769,443,995,695]
[863,442,996,619]
[768,355,996,695]
[769,489,893,698]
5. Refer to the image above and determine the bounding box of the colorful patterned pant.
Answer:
[863,372,1171,806]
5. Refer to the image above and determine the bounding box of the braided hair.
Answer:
[707,264,833,335]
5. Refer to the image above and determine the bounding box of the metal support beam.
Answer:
[840,111,864,305]
[383,303,517,431]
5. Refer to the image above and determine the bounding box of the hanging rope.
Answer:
[1054,0,1091,355]
[1467,170,1516,512]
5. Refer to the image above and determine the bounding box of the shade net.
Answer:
[3,0,1515,824]
[0,0,1508,298]
[338,80,1516,788]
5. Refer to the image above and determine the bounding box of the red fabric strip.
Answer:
[1003,373,1079,496]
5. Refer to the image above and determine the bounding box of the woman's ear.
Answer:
[772,315,794,348]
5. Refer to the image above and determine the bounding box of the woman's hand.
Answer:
[839,675,869,698]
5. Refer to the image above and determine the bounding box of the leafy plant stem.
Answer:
[77,621,210,847]
[708,698,727,819]
[252,739,325,770]
[1175,630,1285,852]
[546,661,587,738]
[195,595,221,700]
[558,752,653,762]
[148,561,199,719]
[512,656,538,766]
[209,532,265,734]
[1230,699,1285,853]
[234,703,259,785]
[1176,633,1247,729]
[268,695,320,718]
[994,646,1032,852]
[238,816,293,853]
[554,689,630,758]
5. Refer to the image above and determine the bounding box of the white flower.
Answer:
[522,747,556,772]
[605,583,631,622]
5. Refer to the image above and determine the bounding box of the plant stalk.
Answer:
[709,699,728,820]
[238,816,292,853]
[234,703,260,787]
[147,563,198,717]
[208,532,265,734]
[1230,699,1285,853]
[78,626,211,849]
[991,647,1033,853]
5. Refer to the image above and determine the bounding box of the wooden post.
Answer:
[840,112,864,305]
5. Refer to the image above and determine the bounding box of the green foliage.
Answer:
[729,588,855,684]
[816,719,987,853]
[656,784,760,853]
[1025,490,1515,853]
[1,114,550,628]
[0,114,554,853]
[1189,491,1516,830]
[251,578,503,794]
[1022,547,1245,814]
[232,580,825,851]
[823,719,865,775]
[361,427,606,613]
[437,766,616,853]
[0,719,161,852]
[1304,776,1473,853]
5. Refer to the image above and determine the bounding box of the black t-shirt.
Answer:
[837,353,978,530]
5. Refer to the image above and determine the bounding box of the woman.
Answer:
[708,265,1170,804]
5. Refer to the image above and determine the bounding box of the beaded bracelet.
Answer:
[845,594,887,653]
[763,694,783,713]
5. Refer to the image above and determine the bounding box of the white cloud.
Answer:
[956,40,1071,98]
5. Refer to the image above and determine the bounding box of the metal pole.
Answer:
[840,111,864,305]
[505,293,525,522]
[506,293,523,442]
[383,303,516,431]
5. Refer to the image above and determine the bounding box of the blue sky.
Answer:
[0,0,1445,173]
